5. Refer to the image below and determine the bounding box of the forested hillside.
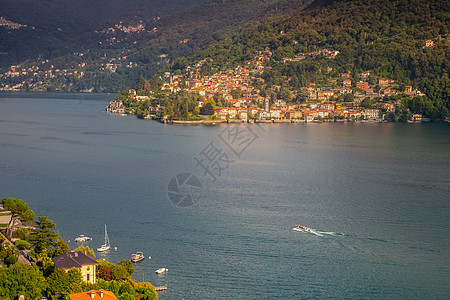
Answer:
[0,0,308,92]
[0,0,207,67]
[170,0,449,117]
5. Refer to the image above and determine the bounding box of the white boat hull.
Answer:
[97,245,110,252]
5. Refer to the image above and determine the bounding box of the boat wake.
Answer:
[292,227,343,237]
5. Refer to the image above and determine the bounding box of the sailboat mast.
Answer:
[105,224,110,247]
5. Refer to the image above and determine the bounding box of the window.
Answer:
[87,274,90,281]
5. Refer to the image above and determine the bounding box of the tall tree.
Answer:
[1,198,35,239]
[29,216,67,257]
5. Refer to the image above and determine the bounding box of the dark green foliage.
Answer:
[96,278,157,300]
[12,227,31,240]
[361,98,375,109]
[0,262,47,300]
[111,265,129,281]
[118,259,135,277]
[14,239,30,250]
[29,216,68,257]
[134,282,158,300]
[46,267,83,297]
[200,102,214,115]
[4,255,18,266]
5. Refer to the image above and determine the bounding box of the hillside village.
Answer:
[107,49,430,123]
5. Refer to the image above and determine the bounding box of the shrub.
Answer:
[5,255,18,266]
[15,240,31,250]
[13,227,31,240]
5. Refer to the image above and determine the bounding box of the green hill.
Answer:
[169,0,449,117]
[0,0,308,92]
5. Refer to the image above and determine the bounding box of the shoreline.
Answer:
[111,113,436,124]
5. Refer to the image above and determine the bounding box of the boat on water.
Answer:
[155,268,168,274]
[294,225,310,232]
[131,251,144,263]
[74,235,92,242]
[97,224,111,252]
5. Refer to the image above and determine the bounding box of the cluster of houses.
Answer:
[282,48,340,63]
[106,49,429,122]
[212,101,387,122]
[101,21,147,34]
[0,17,32,29]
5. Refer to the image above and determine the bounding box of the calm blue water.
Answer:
[1,92,449,299]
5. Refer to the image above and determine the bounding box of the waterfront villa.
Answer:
[69,290,117,300]
[52,251,98,284]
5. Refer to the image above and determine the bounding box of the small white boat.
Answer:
[74,235,92,242]
[294,225,310,232]
[155,268,168,274]
[131,251,145,263]
[97,224,111,252]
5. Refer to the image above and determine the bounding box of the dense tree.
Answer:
[0,263,47,300]
[47,267,83,297]
[1,198,35,239]
[29,216,68,257]
[73,245,95,258]
[111,265,129,281]
[134,282,158,300]
[200,102,214,115]
[118,259,134,278]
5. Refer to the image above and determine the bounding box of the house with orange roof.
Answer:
[69,290,117,300]
[284,110,302,119]
[383,88,396,95]
[237,109,248,121]
[320,104,335,110]
[356,82,369,91]
[343,79,351,87]
[270,108,282,119]
[378,78,389,85]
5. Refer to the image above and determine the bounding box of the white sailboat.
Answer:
[97,224,110,252]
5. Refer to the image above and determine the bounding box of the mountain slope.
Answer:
[0,0,309,91]
[166,0,449,117]
[0,0,207,67]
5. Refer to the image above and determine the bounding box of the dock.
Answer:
[155,286,168,291]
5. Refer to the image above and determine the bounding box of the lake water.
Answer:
[0,92,449,299]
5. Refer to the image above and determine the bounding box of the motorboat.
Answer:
[155,268,168,274]
[74,235,92,242]
[97,224,111,252]
[131,251,145,263]
[295,225,309,232]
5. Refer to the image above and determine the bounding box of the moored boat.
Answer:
[97,224,111,252]
[131,251,145,263]
[155,268,168,274]
[74,235,92,242]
